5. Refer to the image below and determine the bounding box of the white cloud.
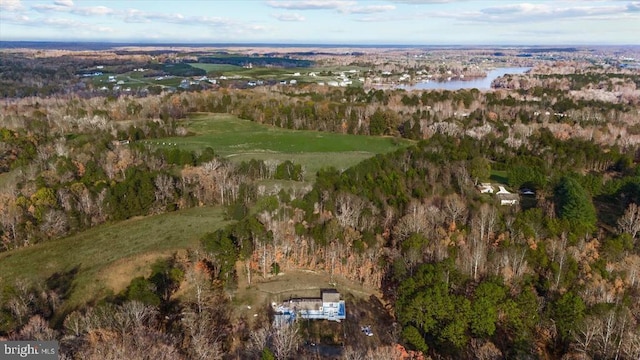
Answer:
[54,0,74,7]
[481,3,630,21]
[31,3,69,13]
[72,6,115,16]
[0,12,30,24]
[344,4,396,14]
[627,1,640,11]
[119,8,264,37]
[190,16,233,26]
[272,12,306,21]
[32,2,115,16]
[266,0,355,10]
[0,0,23,12]
[1,12,114,33]
[267,1,394,16]
[428,2,639,23]
[43,17,81,27]
[354,13,414,22]
[388,0,466,3]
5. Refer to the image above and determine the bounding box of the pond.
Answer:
[400,67,531,91]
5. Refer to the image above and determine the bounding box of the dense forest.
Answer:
[1,50,640,359]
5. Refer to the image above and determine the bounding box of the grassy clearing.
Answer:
[490,170,509,184]
[0,206,229,308]
[233,267,376,326]
[152,113,411,180]
[190,63,243,73]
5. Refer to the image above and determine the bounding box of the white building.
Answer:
[273,289,346,326]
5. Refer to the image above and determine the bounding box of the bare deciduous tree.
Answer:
[6,280,36,327]
[154,173,175,206]
[182,310,224,360]
[0,194,23,249]
[39,209,68,238]
[270,323,301,360]
[341,346,366,360]
[246,327,270,358]
[573,316,601,356]
[617,203,640,239]
[393,200,430,243]
[14,315,56,341]
[444,193,468,228]
[366,345,404,360]
[335,192,366,229]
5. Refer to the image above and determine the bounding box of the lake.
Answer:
[401,67,531,91]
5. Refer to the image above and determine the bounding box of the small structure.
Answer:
[273,289,346,326]
[499,196,519,206]
[361,325,373,336]
[496,186,519,206]
[520,188,535,196]
[478,183,494,194]
[179,79,190,89]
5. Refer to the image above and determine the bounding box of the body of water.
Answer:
[401,67,531,91]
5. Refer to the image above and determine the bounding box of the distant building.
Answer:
[496,186,519,206]
[273,289,346,326]
[480,184,519,206]
[499,196,519,206]
[478,183,494,194]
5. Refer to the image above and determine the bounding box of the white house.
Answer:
[500,198,519,206]
[478,183,494,194]
[273,289,346,326]
[496,186,519,206]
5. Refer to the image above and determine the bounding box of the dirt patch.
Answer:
[233,262,384,330]
[97,251,175,295]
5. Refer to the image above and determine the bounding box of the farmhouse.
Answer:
[273,289,346,325]
[478,184,520,206]
[496,186,519,206]
[499,195,519,206]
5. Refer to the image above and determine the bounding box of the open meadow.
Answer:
[0,206,229,309]
[152,113,412,181]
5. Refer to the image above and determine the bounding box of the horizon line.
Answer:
[1,40,639,49]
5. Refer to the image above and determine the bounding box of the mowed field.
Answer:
[0,206,229,308]
[153,113,411,180]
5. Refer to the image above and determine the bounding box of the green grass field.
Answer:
[490,170,509,184]
[152,113,411,180]
[189,63,244,73]
[0,206,229,308]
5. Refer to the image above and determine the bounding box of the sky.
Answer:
[0,0,639,45]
